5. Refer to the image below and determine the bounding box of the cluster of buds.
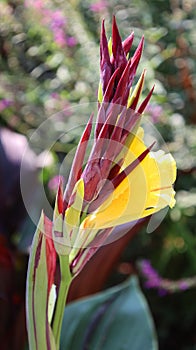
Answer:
[26,17,176,350]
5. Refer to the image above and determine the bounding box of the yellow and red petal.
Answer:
[82,128,176,230]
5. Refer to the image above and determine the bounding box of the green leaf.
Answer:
[60,276,158,350]
[26,212,56,350]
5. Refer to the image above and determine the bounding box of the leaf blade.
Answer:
[60,276,158,350]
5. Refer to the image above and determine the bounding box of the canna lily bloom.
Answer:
[26,17,176,350]
[80,128,176,230]
[52,17,176,274]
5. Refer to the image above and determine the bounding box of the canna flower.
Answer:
[26,17,176,350]
[52,17,176,275]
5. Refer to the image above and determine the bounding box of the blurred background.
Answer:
[0,0,195,349]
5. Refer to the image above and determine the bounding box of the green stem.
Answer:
[52,255,72,350]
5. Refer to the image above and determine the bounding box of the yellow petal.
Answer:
[108,37,112,56]
[98,80,103,103]
[127,70,146,108]
[82,128,176,230]
[64,178,84,247]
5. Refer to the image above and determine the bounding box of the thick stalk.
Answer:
[52,255,72,350]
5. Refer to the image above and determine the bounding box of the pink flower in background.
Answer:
[53,31,67,47]
[139,259,194,295]
[25,0,77,48]
[50,10,67,29]
[42,9,68,47]
[45,93,72,115]
[66,36,78,47]
[90,0,108,13]
[146,103,163,123]
[24,0,44,10]
[0,99,13,112]
[48,175,64,192]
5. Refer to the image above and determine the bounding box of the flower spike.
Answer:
[26,17,177,350]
